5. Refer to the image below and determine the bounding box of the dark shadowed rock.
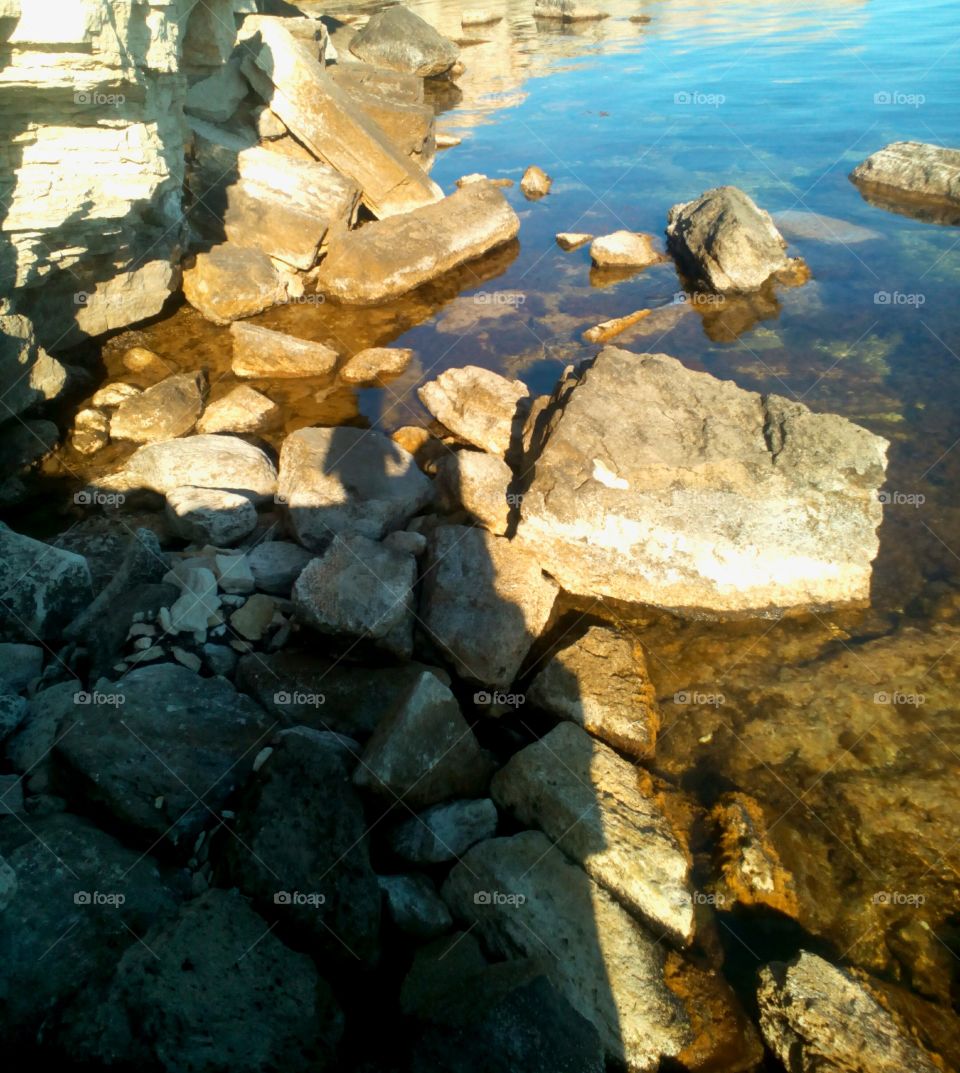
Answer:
[246,539,314,595]
[379,873,453,939]
[390,798,498,863]
[349,5,459,76]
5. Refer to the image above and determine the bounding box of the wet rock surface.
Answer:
[850,140,960,217]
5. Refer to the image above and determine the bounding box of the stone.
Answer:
[197,385,279,434]
[392,425,448,470]
[380,874,453,939]
[850,141,960,215]
[202,643,237,677]
[582,308,652,344]
[214,553,255,595]
[534,0,609,20]
[462,10,503,26]
[53,663,272,845]
[340,346,414,385]
[0,855,15,912]
[70,407,110,455]
[492,723,695,945]
[167,567,221,636]
[185,57,250,123]
[101,435,278,501]
[0,523,93,642]
[171,646,201,673]
[316,183,520,303]
[0,694,34,742]
[773,209,881,245]
[165,486,259,547]
[435,450,514,534]
[757,952,941,1073]
[231,322,339,380]
[517,348,889,615]
[354,671,491,807]
[325,60,426,106]
[666,186,793,293]
[390,798,499,864]
[246,540,314,595]
[418,365,529,457]
[0,418,58,474]
[0,314,67,421]
[457,173,514,189]
[420,525,558,687]
[182,244,287,325]
[277,425,433,548]
[590,230,663,268]
[230,593,276,642]
[520,165,552,198]
[0,642,43,692]
[343,85,437,171]
[108,371,205,444]
[528,625,659,758]
[349,6,459,77]
[122,346,168,375]
[436,131,462,148]
[293,534,416,658]
[0,773,24,815]
[223,727,380,962]
[556,231,593,250]
[246,16,442,218]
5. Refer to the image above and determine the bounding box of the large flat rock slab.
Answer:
[517,348,888,616]
[850,141,960,223]
[315,183,520,304]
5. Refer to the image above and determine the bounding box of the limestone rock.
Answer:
[165,486,259,546]
[182,244,287,325]
[70,407,110,455]
[316,183,520,303]
[850,141,960,216]
[528,625,659,758]
[556,231,593,250]
[380,874,453,939]
[390,798,499,864]
[349,6,459,77]
[122,346,168,375]
[293,533,417,657]
[91,381,141,408]
[340,346,414,385]
[109,371,204,444]
[343,85,437,171]
[354,671,491,807]
[185,57,250,123]
[517,348,889,615]
[0,314,67,421]
[230,593,276,641]
[166,566,220,635]
[197,385,279,434]
[231,322,338,380]
[418,365,529,457]
[534,0,609,20]
[246,540,314,595]
[520,165,552,198]
[590,230,663,268]
[666,186,792,293]
[420,525,558,687]
[277,425,433,547]
[435,450,513,535]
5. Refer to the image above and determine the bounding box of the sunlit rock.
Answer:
[349,5,460,77]
[850,141,960,220]
[230,322,338,380]
[418,364,528,457]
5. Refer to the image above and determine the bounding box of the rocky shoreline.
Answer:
[2,2,960,1072]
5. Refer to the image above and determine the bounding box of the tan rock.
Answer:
[435,450,513,535]
[590,230,663,268]
[325,60,425,105]
[436,131,463,148]
[91,382,140,408]
[418,365,528,457]
[182,245,287,326]
[197,386,279,434]
[456,173,514,188]
[109,372,205,444]
[122,347,169,375]
[462,10,503,26]
[582,308,651,343]
[520,165,552,198]
[556,231,594,250]
[230,323,338,380]
[70,408,110,456]
[340,347,414,385]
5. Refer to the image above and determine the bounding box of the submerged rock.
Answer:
[231,322,339,380]
[418,365,529,457]
[182,243,288,325]
[109,371,205,443]
[315,183,520,303]
[197,385,279,434]
[70,407,111,455]
[340,346,414,384]
[590,230,662,268]
[850,141,960,217]
[517,348,888,616]
[349,5,460,77]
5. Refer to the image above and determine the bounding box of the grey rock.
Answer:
[850,141,960,216]
[349,5,459,77]
[435,450,513,534]
[0,693,28,742]
[0,854,15,912]
[379,873,453,939]
[213,552,255,594]
[0,773,24,814]
[0,313,67,422]
[390,798,498,863]
[246,540,314,595]
[0,642,43,692]
[166,566,220,637]
[109,372,205,444]
[418,366,529,457]
[165,485,259,547]
[202,642,237,677]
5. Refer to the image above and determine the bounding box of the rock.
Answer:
[420,525,558,686]
[390,798,499,863]
[53,663,272,845]
[316,183,520,303]
[230,593,276,642]
[167,566,221,636]
[0,694,30,742]
[70,407,110,455]
[534,0,609,20]
[245,16,442,219]
[850,141,960,215]
[293,534,416,657]
[380,874,453,939]
[520,165,552,198]
[197,385,279,434]
[774,209,881,245]
[108,371,205,444]
[246,540,314,595]
[666,186,793,293]
[277,425,433,547]
[101,435,277,501]
[230,322,338,380]
[61,888,343,1072]
[392,425,448,470]
[354,670,491,807]
[0,643,43,692]
[556,231,594,250]
[384,529,428,556]
[516,348,889,615]
[165,486,259,547]
[171,646,201,673]
[436,131,462,147]
[0,523,93,642]
[435,450,514,534]
[341,83,437,172]
[0,314,67,421]
[492,722,694,944]
[462,10,503,26]
[185,57,249,123]
[582,308,653,344]
[121,346,168,375]
[528,625,659,758]
[457,173,514,188]
[182,244,287,325]
[349,6,459,77]
[340,346,414,385]
[757,952,941,1073]
[214,553,255,595]
[202,642,237,677]
[418,365,529,457]
[443,831,697,1071]
[325,59,426,107]
[223,728,380,962]
[0,855,15,912]
[590,230,662,268]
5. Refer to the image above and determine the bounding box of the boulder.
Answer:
[435,450,514,534]
[516,348,889,615]
[182,244,288,325]
[774,209,881,245]
[420,525,558,686]
[666,186,792,293]
[349,5,459,77]
[390,798,499,864]
[185,57,250,123]
[52,663,273,845]
[0,694,30,742]
[340,346,414,385]
[277,425,433,547]
[223,727,381,962]
[70,407,111,455]
[98,435,278,501]
[245,16,442,218]
[380,873,453,939]
[556,231,594,250]
[339,84,436,171]
[418,365,529,457]
[527,625,659,758]
[315,183,520,303]
[757,952,942,1073]
[520,165,552,198]
[354,670,491,807]
[0,314,67,421]
[492,723,695,945]
[326,59,425,105]
[196,385,279,434]
[0,642,43,692]
[246,539,314,595]
[166,485,259,547]
[231,322,339,380]
[0,523,93,642]
[850,141,960,217]
[590,230,663,268]
[109,371,205,444]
